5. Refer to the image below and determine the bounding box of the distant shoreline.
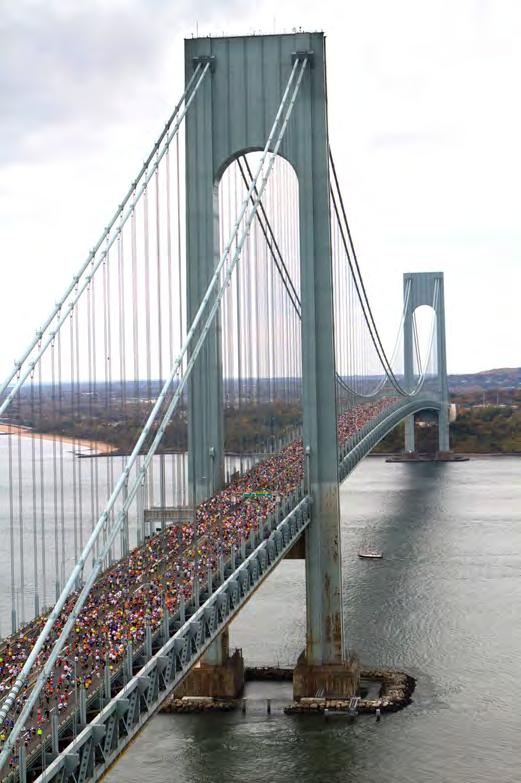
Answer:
[1,423,519,460]
[0,423,117,454]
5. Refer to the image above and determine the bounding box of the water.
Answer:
[0,432,256,632]
[103,457,521,783]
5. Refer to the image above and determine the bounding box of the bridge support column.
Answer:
[435,278,450,452]
[293,654,360,701]
[201,626,229,666]
[185,49,224,508]
[403,280,416,453]
[173,631,244,699]
[291,35,357,697]
[295,39,345,673]
[185,48,226,667]
[404,416,415,453]
[183,32,357,697]
[402,272,450,455]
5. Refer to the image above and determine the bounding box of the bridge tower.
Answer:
[403,271,450,453]
[185,33,357,697]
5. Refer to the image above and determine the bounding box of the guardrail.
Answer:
[338,396,442,481]
[10,395,441,782]
[23,490,311,783]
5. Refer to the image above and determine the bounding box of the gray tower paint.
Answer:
[403,272,450,452]
[184,33,344,665]
[185,56,224,506]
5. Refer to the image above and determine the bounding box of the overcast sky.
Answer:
[1,0,520,375]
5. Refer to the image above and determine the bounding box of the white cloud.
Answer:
[0,0,520,374]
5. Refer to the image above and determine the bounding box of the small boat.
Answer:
[358,548,383,559]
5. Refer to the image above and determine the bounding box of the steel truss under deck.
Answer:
[6,393,446,783]
[18,491,310,783]
[16,395,441,783]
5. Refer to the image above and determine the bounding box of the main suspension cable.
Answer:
[0,56,308,765]
[329,148,436,396]
[0,63,210,418]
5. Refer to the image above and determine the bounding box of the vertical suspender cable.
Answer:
[74,292,83,555]
[70,306,78,570]
[38,345,46,611]
[87,280,96,566]
[117,214,127,555]
[165,147,174,507]
[57,314,66,592]
[16,396,24,625]
[0,64,208,415]
[30,371,38,618]
[155,152,166,515]
[144,172,153,510]
[8,421,16,633]
[101,247,109,559]
[92,261,100,557]
[175,133,185,505]
[51,338,60,600]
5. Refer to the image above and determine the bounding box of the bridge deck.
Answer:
[0,394,442,781]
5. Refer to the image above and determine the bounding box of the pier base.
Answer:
[173,648,244,699]
[293,653,360,700]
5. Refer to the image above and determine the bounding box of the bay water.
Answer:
[107,457,521,783]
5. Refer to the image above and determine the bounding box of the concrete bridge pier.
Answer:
[293,652,360,700]
[285,535,360,698]
[173,628,245,699]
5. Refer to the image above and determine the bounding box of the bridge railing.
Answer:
[0,55,313,771]
[12,487,310,783]
[338,394,443,482]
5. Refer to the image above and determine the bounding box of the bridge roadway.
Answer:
[0,393,441,782]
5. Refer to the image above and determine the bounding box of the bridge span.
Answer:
[0,31,450,782]
[0,394,443,782]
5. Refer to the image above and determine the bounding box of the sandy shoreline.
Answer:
[0,423,117,454]
[1,426,518,459]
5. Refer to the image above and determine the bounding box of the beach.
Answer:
[0,423,117,454]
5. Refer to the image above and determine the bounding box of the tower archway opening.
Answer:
[216,151,302,480]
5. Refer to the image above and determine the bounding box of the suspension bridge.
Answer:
[0,33,450,782]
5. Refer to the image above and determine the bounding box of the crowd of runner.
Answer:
[0,396,396,770]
